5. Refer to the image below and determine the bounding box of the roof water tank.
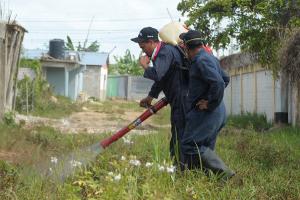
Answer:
[49,39,65,59]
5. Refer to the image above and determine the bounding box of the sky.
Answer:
[4,0,185,61]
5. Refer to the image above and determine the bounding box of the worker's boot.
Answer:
[182,154,202,171]
[201,148,235,181]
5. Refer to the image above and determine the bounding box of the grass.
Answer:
[227,112,272,131]
[31,96,82,118]
[65,126,300,200]
[0,101,299,199]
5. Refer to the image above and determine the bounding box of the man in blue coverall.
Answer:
[131,27,189,165]
[179,30,235,179]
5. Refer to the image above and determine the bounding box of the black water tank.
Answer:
[49,39,65,59]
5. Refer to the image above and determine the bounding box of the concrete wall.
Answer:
[223,64,283,122]
[18,68,36,80]
[69,68,78,100]
[128,76,155,100]
[99,66,108,100]
[107,75,164,100]
[83,66,100,98]
[106,68,282,122]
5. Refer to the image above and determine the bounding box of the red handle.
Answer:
[100,97,168,148]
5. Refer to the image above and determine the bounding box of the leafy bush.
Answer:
[3,112,16,126]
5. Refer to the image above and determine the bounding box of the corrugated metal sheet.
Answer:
[78,52,109,66]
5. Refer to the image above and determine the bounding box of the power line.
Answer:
[28,29,140,33]
[18,16,180,23]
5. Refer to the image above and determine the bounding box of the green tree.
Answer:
[111,49,143,75]
[177,0,300,69]
[65,35,100,52]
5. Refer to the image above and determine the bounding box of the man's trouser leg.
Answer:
[170,123,185,169]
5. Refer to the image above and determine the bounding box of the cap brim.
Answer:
[131,37,144,43]
[179,32,187,40]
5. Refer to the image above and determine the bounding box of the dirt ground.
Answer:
[15,108,165,135]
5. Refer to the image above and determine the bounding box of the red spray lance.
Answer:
[100,97,168,148]
[47,97,168,180]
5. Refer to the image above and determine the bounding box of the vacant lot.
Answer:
[0,100,299,200]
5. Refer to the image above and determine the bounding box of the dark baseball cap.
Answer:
[131,27,159,43]
[179,30,204,45]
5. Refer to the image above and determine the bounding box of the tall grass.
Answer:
[227,112,272,131]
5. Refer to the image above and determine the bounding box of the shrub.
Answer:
[3,112,16,126]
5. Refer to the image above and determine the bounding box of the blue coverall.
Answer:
[181,48,230,156]
[143,43,189,160]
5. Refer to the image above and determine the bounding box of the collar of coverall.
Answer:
[191,48,211,63]
[151,41,163,61]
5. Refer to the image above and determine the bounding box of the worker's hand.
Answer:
[140,96,153,108]
[196,99,208,110]
[139,55,150,70]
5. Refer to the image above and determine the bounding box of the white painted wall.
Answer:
[223,67,280,122]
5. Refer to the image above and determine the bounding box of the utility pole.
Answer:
[83,16,95,50]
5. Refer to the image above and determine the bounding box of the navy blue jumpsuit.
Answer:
[143,43,189,160]
[181,48,229,156]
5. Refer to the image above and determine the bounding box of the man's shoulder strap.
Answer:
[174,45,190,70]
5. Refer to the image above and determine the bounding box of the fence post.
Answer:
[240,67,243,114]
[126,75,132,100]
[230,73,233,115]
[254,65,257,113]
[272,77,276,121]
[0,36,5,120]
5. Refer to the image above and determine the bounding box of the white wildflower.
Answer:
[129,159,141,166]
[50,156,58,164]
[166,166,176,173]
[114,173,121,181]
[121,156,126,161]
[123,137,133,145]
[108,172,114,176]
[49,167,53,172]
[158,165,165,171]
[69,160,82,167]
[145,162,153,168]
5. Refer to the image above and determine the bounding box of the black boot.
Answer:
[201,148,235,180]
[182,154,202,171]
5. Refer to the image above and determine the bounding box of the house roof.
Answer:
[78,52,109,66]
[22,49,109,66]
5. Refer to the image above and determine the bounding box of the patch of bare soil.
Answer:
[0,150,29,164]
[15,109,166,135]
